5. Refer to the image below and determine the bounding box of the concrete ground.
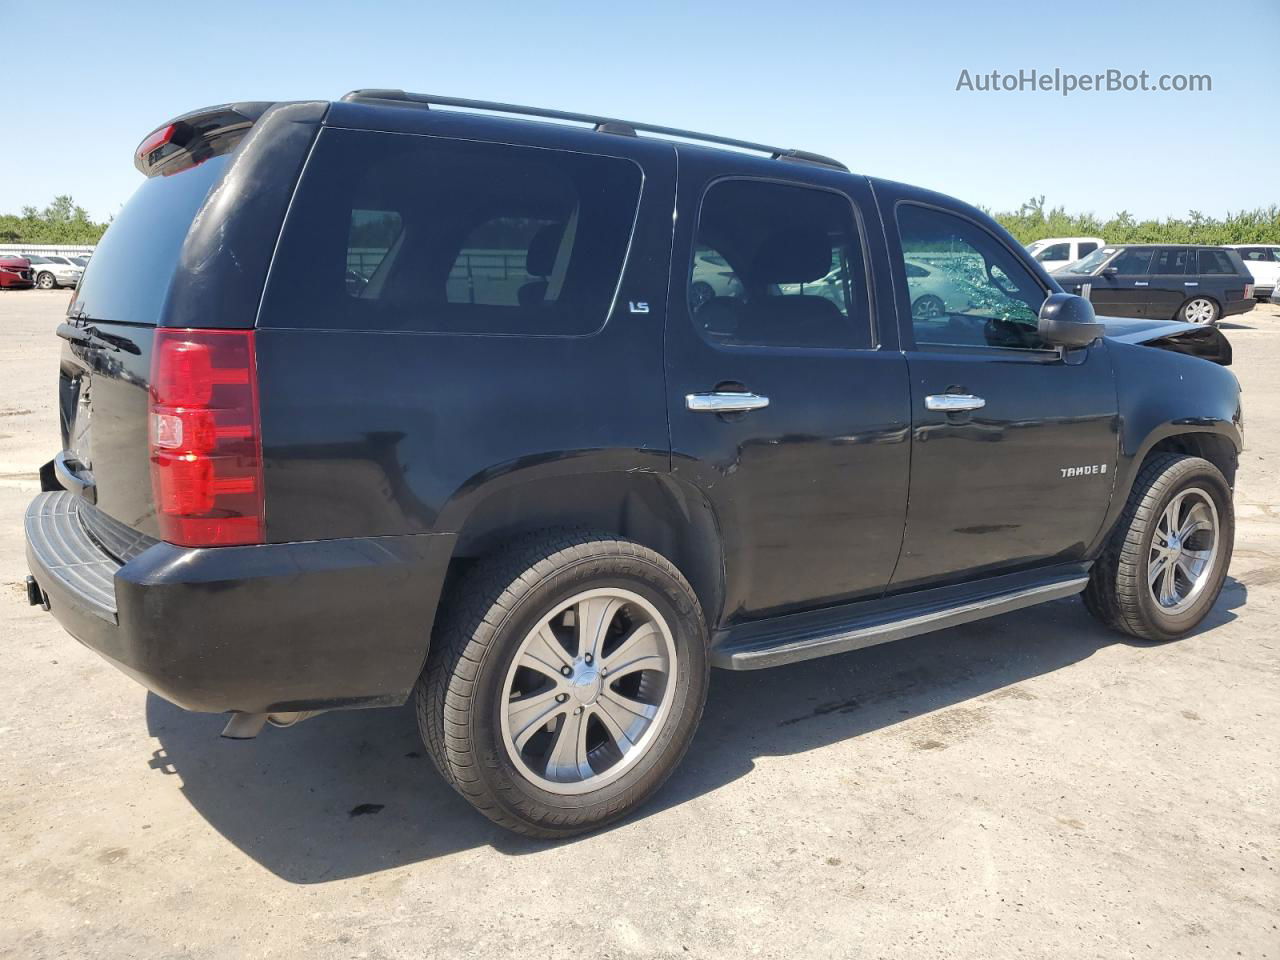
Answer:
[0,289,1276,960]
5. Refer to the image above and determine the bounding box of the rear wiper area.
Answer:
[56,320,142,356]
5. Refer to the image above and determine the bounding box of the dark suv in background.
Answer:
[25,92,1243,837]
[1056,244,1255,325]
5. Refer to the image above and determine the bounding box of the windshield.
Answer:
[1064,248,1115,275]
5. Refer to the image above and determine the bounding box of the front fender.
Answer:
[1089,338,1242,553]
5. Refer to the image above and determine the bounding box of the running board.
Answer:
[712,572,1091,670]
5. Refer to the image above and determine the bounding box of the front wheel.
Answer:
[1179,297,1219,325]
[416,531,709,837]
[35,272,56,290]
[1084,454,1233,641]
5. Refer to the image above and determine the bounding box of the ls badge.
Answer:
[628,301,650,314]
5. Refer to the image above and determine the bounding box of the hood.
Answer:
[1099,314,1231,365]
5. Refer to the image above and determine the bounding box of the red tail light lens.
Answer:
[149,329,264,546]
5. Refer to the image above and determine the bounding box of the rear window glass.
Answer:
[261,129,642,335]
[69,154,231,325]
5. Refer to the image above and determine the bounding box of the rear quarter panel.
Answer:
[255,122,678,542]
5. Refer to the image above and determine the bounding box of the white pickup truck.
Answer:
[1225,245,1280,300]
[1027,236,1106,273]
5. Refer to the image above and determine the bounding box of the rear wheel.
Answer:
[1179,297,1219,325]
[416,531,709,837]
[1084,454,1233,641]
[36,272,56,290]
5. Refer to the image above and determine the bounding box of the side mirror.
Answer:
[1101,266,1118,276]
[1038,292,1105,348]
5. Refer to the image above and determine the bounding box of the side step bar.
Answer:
[712,573,1091,670]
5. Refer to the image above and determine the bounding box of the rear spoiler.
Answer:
[134,102,276,177]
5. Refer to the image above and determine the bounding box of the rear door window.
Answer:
[689,178,872,349]
[1151,248,1194,275]
[261,129,642,335]
[1077,241,1099,258]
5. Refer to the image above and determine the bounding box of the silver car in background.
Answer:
[25,255,84,289]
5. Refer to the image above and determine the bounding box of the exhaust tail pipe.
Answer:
[220,710,326,739]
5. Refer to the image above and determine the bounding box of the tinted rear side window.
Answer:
[1151,248,1194,274]
[1197,249,1237,275]
[261,129,642,335]
[690,179,872,349]
[69,154,231,325]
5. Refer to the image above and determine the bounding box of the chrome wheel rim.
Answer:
[1148,487,1219,615]
[1184,298,1214,324]
[500,588,678,795]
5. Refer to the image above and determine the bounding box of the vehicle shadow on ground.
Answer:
[147,582,1245,884]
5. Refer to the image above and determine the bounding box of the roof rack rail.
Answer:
[340,90,848,172]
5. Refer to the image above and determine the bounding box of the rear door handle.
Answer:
[1134,281,1149,286]
[686,392,770,413]
[925,393,985,412]
[1184,282,1199,287]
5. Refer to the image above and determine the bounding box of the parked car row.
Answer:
[0,253,88,290]
[1024,236,1268,325]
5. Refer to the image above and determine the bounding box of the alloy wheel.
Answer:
[1183,298,1215,324]
[1148,487,1219,615]
[499,588,678,795]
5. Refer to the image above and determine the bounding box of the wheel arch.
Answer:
[443,470,726,632]
[1090,422,1241,558]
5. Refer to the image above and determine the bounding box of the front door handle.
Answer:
[1134,281,1149,286]
[925,393,985,412]
[686,391,770,413]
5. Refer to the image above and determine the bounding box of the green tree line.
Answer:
[995,196,1280,246]
[3,192,1277,248]
[0,196,109,245]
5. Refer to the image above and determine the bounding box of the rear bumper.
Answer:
[26,491,455,714]
[1222,297,1256,318]
[1253,285,1274,300]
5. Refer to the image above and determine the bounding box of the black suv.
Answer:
[25,92,1243,837]
[1056,244,1256,325]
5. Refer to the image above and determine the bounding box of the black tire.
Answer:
[415,530,709,838]
[1178,296,1219,325]
[35,272,56,290]
[1084,454,1233,641]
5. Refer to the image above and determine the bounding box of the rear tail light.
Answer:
[149,329,264,546]
[1244,283,1254,300]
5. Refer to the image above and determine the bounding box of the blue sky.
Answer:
[4,0,1277,222]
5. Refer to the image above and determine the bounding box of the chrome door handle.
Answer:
[686,392,770,413]
[925,393,985,412]
[1184,282,1199,287]
[1134,281,1149,286]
